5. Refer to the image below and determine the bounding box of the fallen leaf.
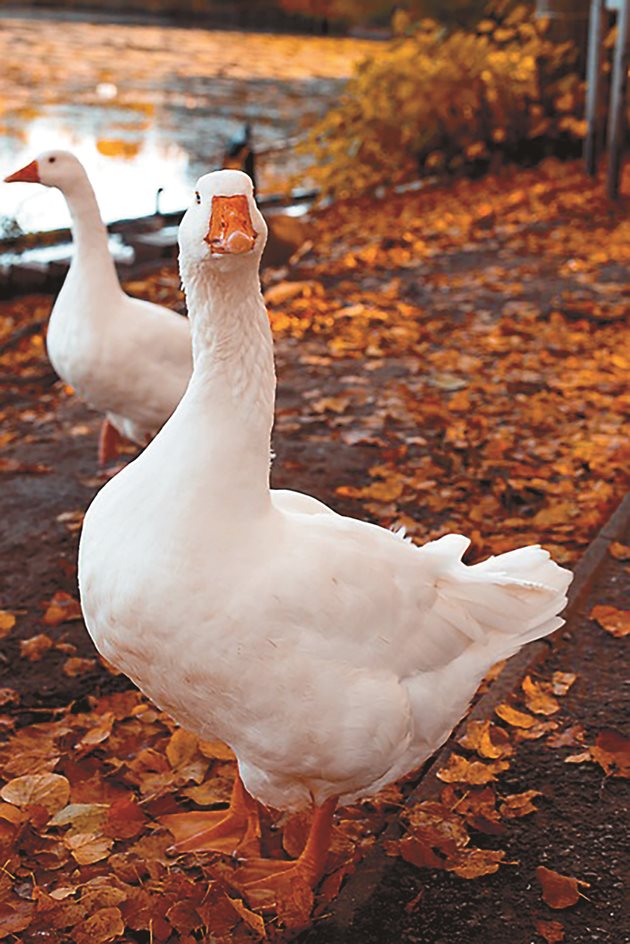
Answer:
[458,720,513,759]
[446,847,506,879]
[166,728,199,768]
[551,672,577,696]
[1,773,70,815]
[198,739,236,761]
[522,676,560,716]
[590,604,630,638]
[73,905,125,944]
[536,865,588,909]
[535,918,565,942]
[495,703,537,727]
[0,687,19,707]
[437,753,510,785]
[608,541,630,560]
[20,633,54,661]
[499,789,542,818]
[64,831,114,865]
[50,803,109,832]
[0,611,16,638]
[63,657,97,677]
[43,591,83,627]
[590,729,630,778]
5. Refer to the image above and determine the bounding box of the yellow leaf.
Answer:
[0,773,70,815]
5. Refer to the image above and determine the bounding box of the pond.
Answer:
[0,12,373,235]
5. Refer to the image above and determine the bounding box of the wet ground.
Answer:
[0,12,374,231]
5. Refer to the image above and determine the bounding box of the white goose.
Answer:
[4,150,191,464]
[78,170,572,898]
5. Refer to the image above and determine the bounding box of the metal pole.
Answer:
[607,0,630,198]
[584,0,605,174]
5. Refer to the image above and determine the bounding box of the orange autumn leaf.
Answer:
[0,773,70,815]
[499,789,543,818]
[388,833,445,869]
[495,703,537,728]
[166,728,199,768]
[20,633,54,661]
[63,657,97,678]
[43,591,83,627]
[458,719,513,759]
[522,676,560,716]
[608,541,630,560]
[590,729,630,779]
[535,918,565,942]
[536,865,588,909]
[437,753,510,785]
[590,604,630,638]
[198,738,236,762]
[446,847,506,879]
[0,610,16,638]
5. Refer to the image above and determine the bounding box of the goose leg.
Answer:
[234,795,337,904]
[98,418,123,467]
[162,771,261,855]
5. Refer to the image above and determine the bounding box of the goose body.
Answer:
[4,150,192,448]
[79,170,571,884]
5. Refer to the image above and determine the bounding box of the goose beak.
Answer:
[206,194,257,254]
[4,159,41,184]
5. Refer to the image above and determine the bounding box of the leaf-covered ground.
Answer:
[0,158,628,941]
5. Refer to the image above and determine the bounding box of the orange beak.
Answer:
[4,159,41,184]
[205,194,256,255]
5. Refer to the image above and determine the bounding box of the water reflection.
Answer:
[0,15,372,235]
[1,123,192,232]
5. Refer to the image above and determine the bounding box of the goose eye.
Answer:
[49,157,56,164]
[195,191,201,205]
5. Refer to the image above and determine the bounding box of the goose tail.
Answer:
[424,535,573,659]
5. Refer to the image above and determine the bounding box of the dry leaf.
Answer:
[590,729,630,778]
[64,832,114,865]
[551,672,577,696]
[499,789,542,818]
[0,773,70,815]
[198,739,236,761]
[0,687,19,707]
[74,906,125,944]
[522,676,560,716]
[166,728,199,768]
[495,703,537,727]
[0,610,16,638]
[590,604,630,638]
[536,865,588,909]
[20,633,54,661]
[446,847,505,879]
[43,591,83,627]
[458,720,513,759]
[608,541,630,560]
[437,753,509,785]
[535,918,565,942]
[63,657,97,678]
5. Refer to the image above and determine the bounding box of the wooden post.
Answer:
[584,0,606,175]
[607,0,630,198]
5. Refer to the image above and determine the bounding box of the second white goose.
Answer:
[4,150,192,464]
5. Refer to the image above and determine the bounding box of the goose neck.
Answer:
[63,177,119,284]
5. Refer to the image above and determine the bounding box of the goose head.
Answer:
[178,169,267,279]
[4,150,88,192]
